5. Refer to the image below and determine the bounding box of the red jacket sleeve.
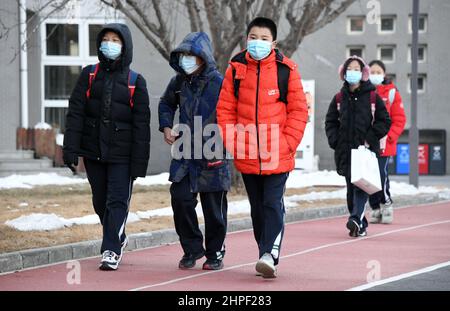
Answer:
[387,88,406,143]
[216,65,238,158]
[283,67,309,152]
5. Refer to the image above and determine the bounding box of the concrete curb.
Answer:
[0,194,446,274]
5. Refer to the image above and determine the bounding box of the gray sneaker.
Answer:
[381,203,394,224]
[255,253,277,279]
[369,208,382,224]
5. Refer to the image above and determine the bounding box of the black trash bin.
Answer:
[429,144,446,175]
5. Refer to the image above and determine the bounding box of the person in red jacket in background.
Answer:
[368,60,406,224]
[217,17,308,278]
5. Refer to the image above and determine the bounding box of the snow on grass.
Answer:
[0,173,88,189]
[6,181,450,232]
[286,170,346,188]
[0,172,171,189]
[134,173,171,186]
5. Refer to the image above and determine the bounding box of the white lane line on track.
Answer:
[129,219,450,291]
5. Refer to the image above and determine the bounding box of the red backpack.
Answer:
[85,63,138,108]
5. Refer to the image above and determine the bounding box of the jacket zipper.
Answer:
[255,62,262,174]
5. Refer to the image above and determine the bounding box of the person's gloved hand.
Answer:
[63,152,78,174]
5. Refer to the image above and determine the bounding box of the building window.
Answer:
[89,24,103,56]
[409,14,427,33]
[45,107,68,133]
[45,66,82,100]
[347,46,365,58]
[377,45,396,62]
[408,74,427,93]
[379,15,396,33]
[408,44,427,63]
[348,16,364,33]
[46,24,79,56]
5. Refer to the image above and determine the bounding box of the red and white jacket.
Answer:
[376,82,406,156]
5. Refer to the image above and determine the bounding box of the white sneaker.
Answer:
[255,253,277,279]
[99,250,120,271]
[369,209,382,224]
[381,203,394,224]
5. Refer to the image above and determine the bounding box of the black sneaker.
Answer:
[178,252,204,269]
[346,219,360,238]
[202,259,224,270]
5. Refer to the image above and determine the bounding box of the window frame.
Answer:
[378,15,396,34]
[409,14,428,34]
[377,45,396,63]
[347,16,365,34]
[408,44,427,63]
[346,45,365,59]
[408,74,427,94]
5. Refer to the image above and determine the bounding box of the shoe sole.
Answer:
[202,263,224,271]
[346,220,359,237]
[255,261,276,279]
[99,262,118,271]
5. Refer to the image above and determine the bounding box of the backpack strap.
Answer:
[86,63,99,99]
[388,88,396,104]
[370,90,376,125]
[127,70,138,108]
[335,91,343,113]
[232,68,240,100]
[277,62,290,104]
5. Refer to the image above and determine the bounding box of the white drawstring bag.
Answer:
[351,145,382,195]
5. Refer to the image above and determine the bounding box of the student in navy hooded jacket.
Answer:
[159,32,231,271]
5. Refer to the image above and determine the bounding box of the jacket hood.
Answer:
[97,23,133,68]
[169,32,216,75]
[338,55,370,82]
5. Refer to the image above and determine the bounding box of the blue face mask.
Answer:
[345,70,362,85]
[247,39,272,60]
[179,55,200,75]
[99,41,122,60]
[369,74,384,86]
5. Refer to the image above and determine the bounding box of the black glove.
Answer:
[63,152,78,174]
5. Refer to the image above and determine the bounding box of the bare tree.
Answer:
[99,0,357,73]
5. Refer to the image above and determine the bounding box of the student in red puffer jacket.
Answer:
[368,60,406,224]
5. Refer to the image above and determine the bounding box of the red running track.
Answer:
[1,201,449,291]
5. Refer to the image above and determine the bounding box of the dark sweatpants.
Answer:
[242,173,289,266]
[345,177,369,229]
[84,159,133,256]
[369,156,392,209]
[170,175,228,261]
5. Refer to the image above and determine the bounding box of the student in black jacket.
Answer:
[63,23,150,270]
[325,55,391,238]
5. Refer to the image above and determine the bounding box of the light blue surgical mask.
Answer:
[247,39,272,60]
[369,74,384,86]
[99,41,122,60]
[345,70,362,85]
[179,55,200,75]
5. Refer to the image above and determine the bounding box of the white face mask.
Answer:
[369,74,384,85]
[179,55,200,75]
